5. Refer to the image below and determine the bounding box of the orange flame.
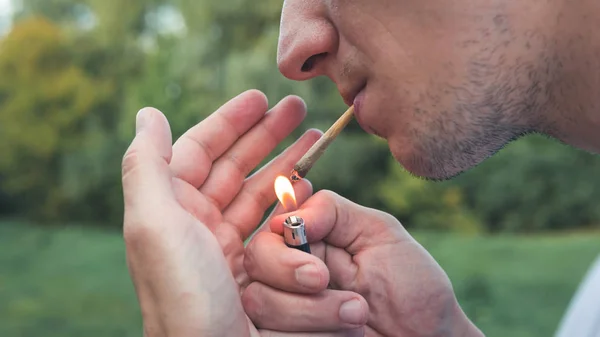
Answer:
[274,175,297,212]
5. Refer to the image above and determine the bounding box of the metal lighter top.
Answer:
[283,216,311,254]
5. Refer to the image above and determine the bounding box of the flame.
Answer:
[274,175,297,212]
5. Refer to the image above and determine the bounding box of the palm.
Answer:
[165,90,320,336]
[168,179,255,334]
[171,177,249,291]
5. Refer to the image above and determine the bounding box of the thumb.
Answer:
[122,107,174,209]
[269,190,405,254]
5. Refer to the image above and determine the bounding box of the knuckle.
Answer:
[314,189,340,203]
[121,146,142,179]
[243,232,268,278]
[227,152,252,178]
[243,246,257,278]
[183,134,216,163]
[373,208,396,224]
[252,188,273,211]
[241,182,272,212]
[366,208,407,242]
[315,189,347,225]
[315,190,347,215]
[377,210,404,230]
[203,194,227,213]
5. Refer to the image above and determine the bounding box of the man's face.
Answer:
[277,0,559,180]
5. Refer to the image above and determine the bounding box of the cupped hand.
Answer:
[121,90,331,337]
[243,190,485,337]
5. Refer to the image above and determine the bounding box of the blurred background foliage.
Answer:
[2,0,600,233]
[0,0,599,336]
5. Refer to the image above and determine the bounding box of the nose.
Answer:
[277,0,338,81]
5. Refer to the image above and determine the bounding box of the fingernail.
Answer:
[136,108,152,134]
[295,264,321,288]
[339,299,366,325]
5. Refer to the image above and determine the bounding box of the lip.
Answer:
[339,83,374,134]
[340,82,365,108]
[352,87,376,135]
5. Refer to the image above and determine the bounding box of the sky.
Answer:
[0,0,13,35]
[0,0,12,17]
[0,1,187,37]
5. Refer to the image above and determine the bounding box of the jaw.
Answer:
[386,127,533,181]
[386,138,461,181]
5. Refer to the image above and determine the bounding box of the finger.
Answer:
[257,328,365,337]
[242,281,369,332]
[318,244,357,291]
[223,129,322,239]
[122,108,251,334]
[246,179,313,242]
[269,190,406,254]
[170,89,268,189]
[199,95,308,211]
[122,107,174,212]
[245,231,328,294]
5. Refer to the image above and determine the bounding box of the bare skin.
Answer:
[122,91,366,337]
[241,0,600,336]
[277,0,600,179]
[121,0,600,336]
[243,191,484,337]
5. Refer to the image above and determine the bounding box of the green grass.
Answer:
[1,221,599,337]
[414,231,600,337]
[0,221,141,337]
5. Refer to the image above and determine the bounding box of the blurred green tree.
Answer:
[377,158,483,234]
[0,0,599,233]
[0,16,104,220]
[452,134,600,232]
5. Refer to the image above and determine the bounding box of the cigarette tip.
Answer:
[290,170,302,183]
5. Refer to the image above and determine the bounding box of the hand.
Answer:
[243,190,485,337]
[121,90,323,337]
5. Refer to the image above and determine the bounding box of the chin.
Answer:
[384,114,534,181]
[388,139,487,181]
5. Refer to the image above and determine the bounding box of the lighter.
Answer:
[283,215,311,254]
